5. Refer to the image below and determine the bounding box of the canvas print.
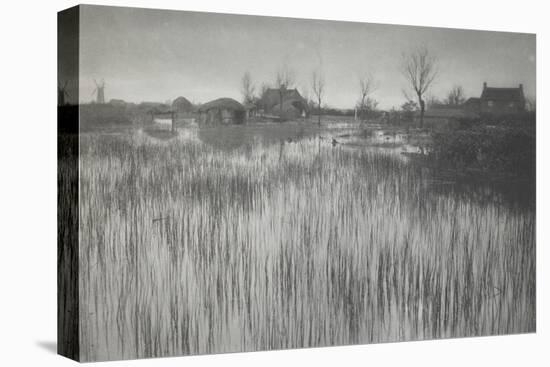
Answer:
[58,5,536,362]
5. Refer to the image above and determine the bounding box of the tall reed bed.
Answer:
[58,134,80,359]
[78,131,535,361]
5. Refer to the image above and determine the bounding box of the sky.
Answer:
[75,5,536,109]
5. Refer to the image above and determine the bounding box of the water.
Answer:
[153,118,172,125]
[75,123,535,361]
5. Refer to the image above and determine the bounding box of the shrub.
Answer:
[431,125,535,177]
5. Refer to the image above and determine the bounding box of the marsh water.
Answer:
[76,122,535,361]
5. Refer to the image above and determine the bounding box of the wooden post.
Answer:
[171,111,175,132]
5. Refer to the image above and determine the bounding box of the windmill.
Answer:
[58,80,70,106]
[92,78,106,104]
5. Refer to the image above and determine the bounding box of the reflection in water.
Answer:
[199,123,535,210]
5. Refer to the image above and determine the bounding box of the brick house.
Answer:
[479,82,526,115]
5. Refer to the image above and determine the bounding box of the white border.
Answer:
[0,0,546,366]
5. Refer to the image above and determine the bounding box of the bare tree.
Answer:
[241,71,255,104]
[445,85,465,106]
[301,87,316,113]
[275,64,295,115]
[311,70,325,126]
[365,97,378,111]
[357,74,378,121]
[401,47,438,128]
[256,82,270,112]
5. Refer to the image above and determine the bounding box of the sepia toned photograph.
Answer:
[58,4,535,362]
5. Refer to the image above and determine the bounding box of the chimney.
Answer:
[483,82,487,90]
[519,83,523,91]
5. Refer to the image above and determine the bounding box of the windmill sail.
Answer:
[92,78,106,103]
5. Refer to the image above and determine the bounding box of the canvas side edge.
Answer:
[57,5,81,362]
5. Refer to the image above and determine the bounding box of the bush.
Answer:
[431,125,535,177]
[479,111,536,126]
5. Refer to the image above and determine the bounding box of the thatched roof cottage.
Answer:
[197,98,246,125]
[172,96,194,114]
[259,88,309,118]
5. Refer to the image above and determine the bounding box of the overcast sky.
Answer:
[78,5,536,109]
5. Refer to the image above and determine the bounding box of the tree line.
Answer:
[240,46,533,128]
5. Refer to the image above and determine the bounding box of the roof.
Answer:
[481,87,524,102]
[463,97,480,106]
[141,102,172,114]
[197,98,244,112]
[172,96,193,112]
[260,88,304,109]
[243,102,257,110]
[462,97,481,112]
[273,99,308,113]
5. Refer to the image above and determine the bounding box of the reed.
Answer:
[76,130,535,361]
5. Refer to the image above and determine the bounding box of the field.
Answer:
[73,123,535,361]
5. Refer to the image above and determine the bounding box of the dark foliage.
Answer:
[431,124,535,178]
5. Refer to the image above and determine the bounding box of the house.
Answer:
[172,96,194,114]
[197,98,246,125]
[462,97,481,113]
[108,99,126,107]
[259,88,309,118]
[243,102,257,119]
[479,82,526,115]
[415,82,527,126]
